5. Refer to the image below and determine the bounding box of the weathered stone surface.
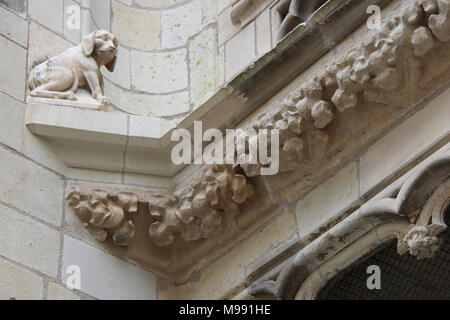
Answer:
[0,204,60,277]
[67,189,138,246]
[0,6,27,46]
[0,92,25,151]
[0,36,26,101]
[0,146,64,225]
[203,0,218,25]
[360,86,450,196]
[63,0,81,43]
[29,0,63,34]
[218,0,236,13]
[13,0,450,299]
[218,6,242,45]
[428,0,450,41]
[255,8,272,56]
[131,49,188,93]
[89,0,111,31]
[295,162,361,243]
[190,27,222,108]
[225,22,256,81]
[47,282,81,300]
[275,0,327,40]
[67,165,255,248]
[161,0,203,48]
[62,236,157,300]
[231,0,450,204]
[112,1,161,50]
[102,46,131,89]
[0,258,43,300]
[105,80,190,117]
[159,210,297,299]
[0,0,26,14]
[134,0,183,9]
[250,149,450,300]
[28,22,73,72]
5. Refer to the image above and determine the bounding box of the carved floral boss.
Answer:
[67,165,255,247]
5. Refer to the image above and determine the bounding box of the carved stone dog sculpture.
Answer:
[28,30,118,105]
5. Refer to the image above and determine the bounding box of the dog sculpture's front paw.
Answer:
[66,92,77,101]
[97,95,108,105]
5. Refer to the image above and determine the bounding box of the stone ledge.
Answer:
[25,103,181,176]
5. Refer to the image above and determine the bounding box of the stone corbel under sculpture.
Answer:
[247,148,450,300]
[66,165,255,247]
[236,0,450,178]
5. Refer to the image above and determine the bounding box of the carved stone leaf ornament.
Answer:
[150,165,255,246]
[65,1,450,277]
[403,225,441,259]
[67,189,137,246]
[67,165,255,247]
[276,0,328,40]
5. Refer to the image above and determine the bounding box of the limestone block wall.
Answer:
[106,0,279,119]
[0,0,160,300]
[106,0,224,118]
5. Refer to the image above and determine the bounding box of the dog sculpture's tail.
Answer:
[28,57,49,90]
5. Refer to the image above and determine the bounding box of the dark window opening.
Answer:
[318,205,450,300]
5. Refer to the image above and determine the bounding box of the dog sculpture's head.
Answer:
[81,30,118,72]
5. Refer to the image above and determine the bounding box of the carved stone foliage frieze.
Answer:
[148,165,255,247]
[248,148,450,300]
[67,165,255,248]
[237,0,450,179]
